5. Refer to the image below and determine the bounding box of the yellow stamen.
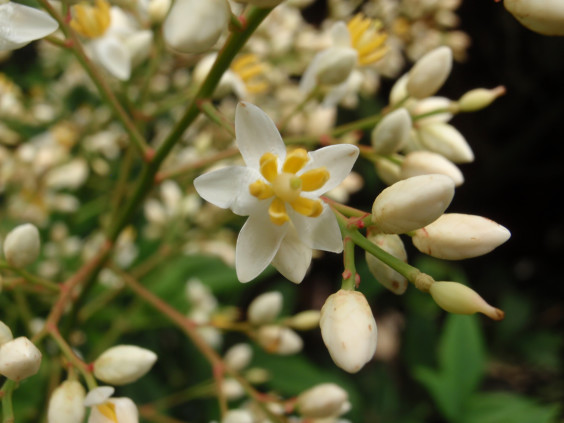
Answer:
[249,180,274,199]
[231,54,269,95]
[245,82,269,94]
[260,153,278,182]
[299,167,329,191]
[290,197,323,217]
[231,54,259,72]
[347,14,387,66]
[269,198,290,225]
[70,0,111,39]
[282,148,309,174]
[238,64,266,81]
[97,403,118,423]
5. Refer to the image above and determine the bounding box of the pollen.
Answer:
[347,14,388,66]
[97,402,118,423]
[231,54,269,95]
[70,0,111,39]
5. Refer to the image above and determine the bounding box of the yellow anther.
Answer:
[97,403,118,423]
[70,0,111,39]
[249,180,274,200]
[282,148,309,174]
[299,167,329,192]
[269,198,290,225]
[231,54,269,95]
[232,54,260,72]
[290,197,323,217]
[347,14,387,66]
[238,64,266,81]
[245,81,269,94]
[259,153,279,182]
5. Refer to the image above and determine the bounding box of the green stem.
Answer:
[198,100,236,137]
[0,262,60,292]
[341,236,357,290]
[1,379,16,423]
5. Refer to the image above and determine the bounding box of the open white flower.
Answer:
[0,1,58,52]
[194,102,358,283]
[84,386,138,423]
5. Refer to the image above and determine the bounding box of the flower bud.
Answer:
[504,0,564,36]
[221,378,245,400]
[320,290,377,373]
[0,321,13,346]
[296,383,349,418]
[371,108,412,155]
[93,345,157,385]
[406,46,452,99]
[222,409,253,423]
[0,336,42,381]
[374,156,401,185]
[365,233,408,294]
[286,310,321,331]
[248,291,283,325]
[223,343,253,371]
[430,281,505,320]
[256,325,303,355]
[163,0,230,54]
[47,380,86,423]
[457,86,506,112]
[412,213,511,260]
[417,123,474,163]
[401,151,464,186]
[315,47,357,86]
[146,0,171,23]
[372,174,455,234]
[3,223,40,268]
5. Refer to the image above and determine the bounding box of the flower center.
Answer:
[347,14,388,66]
[249,148,330,225]
[70,0,111,39]
[231,54,268,94]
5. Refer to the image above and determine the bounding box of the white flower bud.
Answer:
[372,174,455,234]
[147,0,171,23]
[222,409,253,423]
[417,123,474,163]
[0,336,42,381]
[412,213,511,260]
[248,291,283,325]
[315,47,358,86]
[47,380,86,423]
[371,108,412,155]
[0,321,13,346]
[365,233,408,295]
[504,0,564,36]
[457,86,506,112]
[401,151,464,186]
[320,290,377,373]
[221,378,245,400]
[223,343,253,371]
[286,310,321,331]
[374,157,401,186]
[163,0,230,54]
[430,281,505,320]
[406,47,453,99]
[93,345,157,385]
[296,383,349,418]
[256,325,303,355]
[3,223,40,268]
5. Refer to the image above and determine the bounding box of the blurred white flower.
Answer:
[84,386,138,423]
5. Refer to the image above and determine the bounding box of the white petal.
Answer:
[290,205,343,253]
[194,166,260,216]
[271,225,312,284]
[235,102,286,171]
[300,144,359,197]
[111,398,139,423]
[0,3,58,51]
[236,207,287,282]
[84,386,115,407]
[330,21,351,48]
[91,36,131,81]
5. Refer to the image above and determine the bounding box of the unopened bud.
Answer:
[222,409,253,423]
[372,174,454,234]
[457,86,506,112]
[3,223,40,268]
[504,0,564,36]
[146,0,171,23]
[47,380,86,423]
[374,156,401,185]
[320,290,377,373]
[248,291,283,325]
[315,47,357,86]
[93,345,157,385]
[401,151,464,186]
[0,321,13,346]
[371,108,412,155]
[221,378,245,400]
[430,281,505,320]
[286,310,321,331]
[412,213,511,260]
[418,123,474,163]
[0,336,42,381]
[245,367,270,384]
[406,46,452,99]
[296,383,349,418]
[256,325,303,355]
[223,343,252,371]
[365,233,408,294]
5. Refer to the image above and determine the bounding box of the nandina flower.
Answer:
[84,386,138,423]
[194,102,359,283]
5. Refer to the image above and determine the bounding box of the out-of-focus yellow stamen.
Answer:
[260,152,278,182]
[347,14,388,66]
[97,403,118,423]
[269,198,290,225]
[249,180,274,199]
[70,0,111,39]
[282,148,309,174]
[299,167,329,191]
[231,54,269,95]
[290,197,323,217]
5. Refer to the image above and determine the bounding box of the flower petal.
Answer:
[194,166,260,216]
[236,206,287,282]
[84,386,115,407]
[91,36,131,81]
[300,144,359,197]
[235,102,286,171]
[330,21,351,48]
[289,205,343,253]
[111,397,139,423]
[0,2,58,51]
[271,225,312,284]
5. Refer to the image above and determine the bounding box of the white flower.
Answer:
[194,102,359,283]
[0,1,58,52]
[84,386,138,423]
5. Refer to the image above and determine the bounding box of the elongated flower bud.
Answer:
[0,336,42,381]
[413,213,511,260]
[248,291,283,325]
[372,174,454,234]
[365,233,408,294]
[286,310,321,331]
[93,345,157,385]
[371,108,412,155]
[401,151,464,186]
[47,380,86,423]
[256,325,303,355]
[320,290,377,373]
[163,0,230,54]
[0,321,13,346]
[223,343,253,371]
[417,123,474,163]
[430,281,505,320]
[406,47,452,99]
[296,383,349,418]
[457,86,506,112]
[222,410,254,423]
[3,223,40,268]
[315,47,358,86]
[504,0,564,36]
